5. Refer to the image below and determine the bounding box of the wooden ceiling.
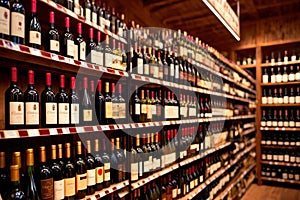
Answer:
[104,0,300,51]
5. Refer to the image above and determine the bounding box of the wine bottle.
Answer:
[10,0,25,44]
[50,145,64,200]
[38,146,54,199]
[87,28,97,64]
[289,66,295,82]
[296,66,300,81]
[64,143,76,199]
[25,149,40,200]
[95,31,103,66]
[75,141,87,199]
[83,0,91,22]
[69,77,80,126]
[28,0,41,49]
[296,87,300,103]
[94,139,104,191]
[24,70,39,129]
[101,139,111,188]
[57,75,70,126]
[289,87,295,104]
[276,67,282,83]
[111,138,125,183]
[86,140,96,195]
[104,82,113,124]
[131,85,141,123]
[5,67,24,130]
[91,0,97,25]
[65,0,73,11]
[74,23,86,61]
[81,77,93,125]
[12,152,25,192]
[130,136,139,182]
[104,35,113,68]
[117,84,126,124]
[111,83,118,121]
[61,17,74,58]
[0,0,10,40]
[0,152,9,196]
[282,66,288,82]
[270,68,276,83]
[95,80,104,124]
[41,73,57,128]
[46,11,60,54]
[104,6,111,30]
[4,165,26,200]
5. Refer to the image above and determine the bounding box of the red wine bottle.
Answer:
[95,80,105,124]
[0,0,10,40]
[24,70,39,129]
[56,75,70,126]
[69,77,80,126]
[10,0,25,44]
[63,143,76,199]
[47,11,60,54]
[81,77,93,125]
[61,17,74,58]
[74,23,86,61]
[28,0,41,49]
[86,140,96,195]
[87,28,97,64]
[5,67,24,130]
[75,141,87,199]
[41,73,57,128]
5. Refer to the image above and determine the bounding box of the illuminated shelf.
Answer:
[261,177,300,184]
[260,127,300,131]
[261,81,300,86]
[261,103,300,107]
[261,60,300,67]
[261,161,300,167]
[242,127,256,136]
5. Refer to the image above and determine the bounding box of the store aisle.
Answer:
[242,184,300,200]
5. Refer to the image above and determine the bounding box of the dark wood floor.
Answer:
[242,184,300,200]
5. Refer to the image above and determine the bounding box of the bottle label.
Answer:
[172,189,177,198]
[0,7,9,35]
[262,75,268,83]
[276,74,282,83]
[296,156,300,162]
[29,31,41,45]
[91,49,97,64]
[105,53,113,68]
[112,102,119,119]
[92,12,97,24]
[11,12,24,38]
[272,121,278,127]
[80,42,86,61]
[54,179,64,200]
[189,107,196,117]
[153,66,159,78]
[58,103,69,124]
[64,177,76,196]
[296,72,300,80]
[141,104,147,114]
[289,74,295,81]
[71,103,79,124]
[295,174,300,181]
[117,164,123,181]
[137,58,143,74]
[143,160,149,172]
[25,102,39,125]
[74,44,78,60]
[105,102,112,118]
[135,104,140,115]
[282,74,288,82]
[290,156,296,163]
[261,121,266,127]
[180,106,187,118]
[170,64,175,77]
[104,163,110,181]
[278,155,284,161]
[147,105,152,119]
[9,102,24,125]
[95,166,104,184]
[138,161,143,177]
[284,121,289,127]
[50,40,60,53]
[267,97,273,104]
[99,17,106,28]
[289,121,295,127]
[46,102,57,124]
[151,104,157,115]
[273,154,278,160]
[267,154,272,160]
[273,97,278,104]
[262,154,266,160]
[271,75,276,83]
[296,122,300,127]
[131,162,139,181]
[296,96,300,103]
[144,64,150,75]
[175,64,179,79]
[40,178,54,200]
[284,155,289,162]
[97,51,104,66]
[76,173,87,190]
[283,96,289,103]
[289,97,295,104]
[67,40,74,57]
[87,169,96,186]
[278,98,283,104]
[83,109,92,122]
[262,97,267,104]
[119,103,126,119]
[85,8,91,21]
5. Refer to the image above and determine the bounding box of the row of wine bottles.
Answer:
[261,148,300,163]
[261,109,300,128]
[261,165,300,181]
[262,86,300,104]
[261,132,300,146]
[262,66,300,83]
[264,50,300,64]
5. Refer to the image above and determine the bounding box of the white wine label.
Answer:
[71,103,79,124]
[290,156,296,163]
[153,66,159,78]
[85,9,91,21]
[141,104,147,114]
[278,98,283,104]
[87,169,96,186]
[172,189,177,198]
[267,154,272,160]
[50,40,60,53]
[76,173,87,190]
[11,12,24,38]
[83,109,93,122]
[175,64,179,79]
[189,107,196,117]
[262,97,268,104]
[105,53,113,68]
[289,97,295,104]
[119,103,126,119]
[80,42,86,61]
[282,75,288,82]
[262,154,266,160]
[29,31,41,45]
[296,122,300,127]
[278,155,284,161]
[131,162,139,181]
[104,163,110,181]
[144,64,149,75]
[170,64,175,77]
[112,103,119,119]
[67,40,74,57]
[58,103,69,124]
[152,104,157,115]
[135,104,140,115]
[276,75,282,83]
[296,96,300,103]
[97,51,104,66]
[105,102,112,118]
[64,177,75,196]
[266,140,271,145]
[92,12,97,24]
[262,75,269,83]
[25,102,39,125]
[54,179,64,200]
[91,49,97,64]
[73,44,78,60]
[9,102,24,125]
[284,121,289,127]
[137,58,143,74]
[46,102,57,124]
[0,7,9,35]
[138,161,143,177]
[273,155,278,160]
[284,155,289,162]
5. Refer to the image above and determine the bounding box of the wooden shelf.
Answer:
[261,81,300,86]
[261,145,300,149]
[215,163,256,200]
[261,177,300,185]
[242,127,256,136]
[0,115,255,139]
[261,103,300,107]
[260,127,300,131]
[261,161,300,167]
[0,39,128,79]
[240,64,256,69]
[261,60,300,68]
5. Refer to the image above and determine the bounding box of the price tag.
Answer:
[51,53,59,61]
[123,124,130,129]
[28,129,39,137]
[30,48,41,57]
[76,127,84,133]
[11,42,20,51]
[3,130,19,138]
[49,128,58,135]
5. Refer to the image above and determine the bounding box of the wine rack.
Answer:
[0,0,257,199]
